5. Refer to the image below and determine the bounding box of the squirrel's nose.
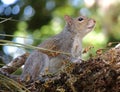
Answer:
[93,19,96,23]
[89,18,96,23]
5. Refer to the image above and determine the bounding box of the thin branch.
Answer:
[0,17,23,22]
[0,17,12,23]
[0,39,71,56]
[0,74,30,92]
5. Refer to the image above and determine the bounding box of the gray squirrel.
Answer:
[20,15,96,81]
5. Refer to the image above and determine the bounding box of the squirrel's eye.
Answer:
[78,17,84,21]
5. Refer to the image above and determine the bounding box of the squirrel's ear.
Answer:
[64,15,73,25]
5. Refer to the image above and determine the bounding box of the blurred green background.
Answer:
[0,0,120,64]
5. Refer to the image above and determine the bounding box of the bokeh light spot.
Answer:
[1,0,17,5]
[12,5,20,15]
[4,6,12,16]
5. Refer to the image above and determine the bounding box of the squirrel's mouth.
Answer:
[87,25,95,29]
[87,19,96,29]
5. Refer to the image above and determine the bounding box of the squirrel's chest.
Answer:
[71,36,82,57]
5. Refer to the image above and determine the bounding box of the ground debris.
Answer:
[0,48,120,92]
[26,58,119,92]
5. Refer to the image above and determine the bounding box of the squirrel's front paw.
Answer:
[71,57,83,63]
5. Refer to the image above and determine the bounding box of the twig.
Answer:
[0,17,12,23]
[0,17,23,22]
[0,74,30,92]
[0,39,71,56]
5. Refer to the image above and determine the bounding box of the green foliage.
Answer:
[0,0,120,59]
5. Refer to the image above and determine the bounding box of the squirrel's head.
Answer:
[64,15,96,37]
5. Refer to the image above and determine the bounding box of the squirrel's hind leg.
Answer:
[20,51,49,82]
